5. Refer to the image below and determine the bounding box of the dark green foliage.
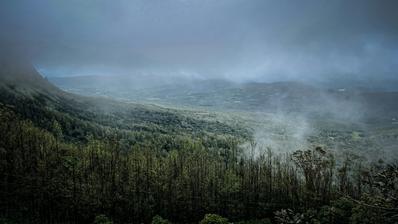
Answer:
[315,198,354,224]
[292,147,335,206]
[0,84,397,224]
[0,218,17,224]
[274,209,305,224]
[199,214,229,224]
[235,219,272,224]
[93,214,113,224]
[151,215,171,224]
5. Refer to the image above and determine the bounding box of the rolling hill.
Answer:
[0,58,249,145]
[49,74,398,159]
[50,74,398,122]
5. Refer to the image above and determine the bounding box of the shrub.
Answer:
[93,214,113,224]
[151,215,171,224]
[199,214,229,224]
[274,209,304,224]
[0,218,17,224]
[235,218,272,224]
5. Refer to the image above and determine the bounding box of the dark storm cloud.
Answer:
[1,0,397,81]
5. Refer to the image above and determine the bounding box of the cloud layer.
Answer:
[1,0,397,81]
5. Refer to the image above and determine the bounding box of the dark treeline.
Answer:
[0,104,397,224]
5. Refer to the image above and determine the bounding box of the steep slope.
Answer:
[0,56,61,99]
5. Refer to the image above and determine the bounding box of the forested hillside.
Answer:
[0,62,397,223]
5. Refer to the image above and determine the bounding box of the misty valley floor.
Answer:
[0,58,397,224]
[52,76,398,161]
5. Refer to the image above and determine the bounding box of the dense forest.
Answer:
[0,71,397,224]
[2,0,398,223]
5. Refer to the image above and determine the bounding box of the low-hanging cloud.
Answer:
[1,0,397,82]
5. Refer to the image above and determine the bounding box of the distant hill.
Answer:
[0,58,249,143]
[49,75,398,122]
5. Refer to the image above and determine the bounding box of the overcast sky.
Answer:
[1,0,398,82]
